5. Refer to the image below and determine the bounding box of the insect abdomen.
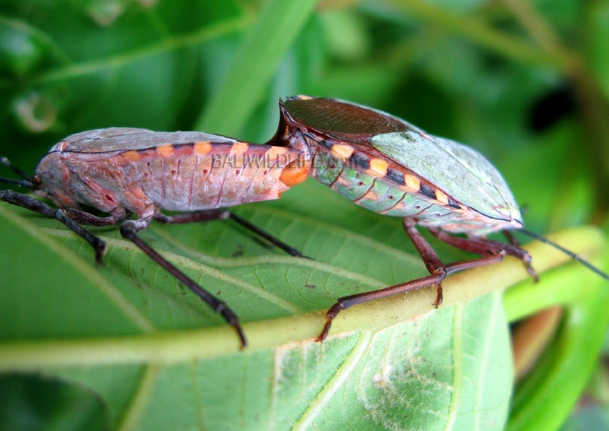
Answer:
[37,139,303,215]
[115,142,302,211]
[313,149,458,220]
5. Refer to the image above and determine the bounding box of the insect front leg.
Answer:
[0,190,110,263]
[502,230,538,281]
[119,215,247,348]
[403,218,448,308]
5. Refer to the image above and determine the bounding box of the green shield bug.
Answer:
[270,95,608,341]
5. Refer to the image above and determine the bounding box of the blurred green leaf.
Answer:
[0,180,606,430]
[589,2,609,99]
[505,265,609,431]
[196,0,317,136]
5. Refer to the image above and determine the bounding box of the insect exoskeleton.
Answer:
[1,127,309,348]
[35,127,307,221]
[274,96,523,235]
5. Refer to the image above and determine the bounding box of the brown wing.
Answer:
[281,96,416,146]
[279,96,464,207]
[280,96,420,184]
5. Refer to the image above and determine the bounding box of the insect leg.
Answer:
[0,190,108,263]
[403,218,447,307]
[154,209,307,258]
[429,228,538,282]
[62,208,118,227]
[317,218,446,341]
[153,209,230,224]
[119,218,247,348]
[1,189,55,217]
[317,273,447,341]
[228,212,307,258]
[503,230,520,247]
[316,218,507,341]
[398,219,508,306]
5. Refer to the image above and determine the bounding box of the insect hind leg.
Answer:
[316,218,509,341]
[120,217,247,348]
[229,212,308,258]
[154,209,308,258]
[429,228,538,282]
[317,218,450,341]
[0,190,109,263]
[153,208,230,224]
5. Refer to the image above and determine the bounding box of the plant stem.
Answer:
[389,0,570,68]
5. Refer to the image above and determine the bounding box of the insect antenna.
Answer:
[1,156,35,188]
[1,156,33,181]
[0,177,34,188]
[519,228,609,280]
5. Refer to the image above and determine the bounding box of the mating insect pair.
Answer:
[1,96,607,348]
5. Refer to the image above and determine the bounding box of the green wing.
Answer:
[371,131,521,224]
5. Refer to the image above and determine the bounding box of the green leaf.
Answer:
[505,253,609,431]
[589,2,609,99]
[1,178,606,430]
[196,0,318,136]
[0,0,251,139]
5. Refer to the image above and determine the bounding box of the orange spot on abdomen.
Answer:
[156,145,174,157]
[279,159,309,187]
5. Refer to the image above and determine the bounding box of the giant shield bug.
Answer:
[0,128,309,348]
[270,95,609,341]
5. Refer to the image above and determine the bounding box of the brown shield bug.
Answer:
[1,127,309,348]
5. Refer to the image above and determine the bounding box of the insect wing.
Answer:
[370,131,521,227]
[282,97,416,144]
[283,97,521,223]
[48,128,238,153]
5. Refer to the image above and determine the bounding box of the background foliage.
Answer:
[1,0,609,430]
